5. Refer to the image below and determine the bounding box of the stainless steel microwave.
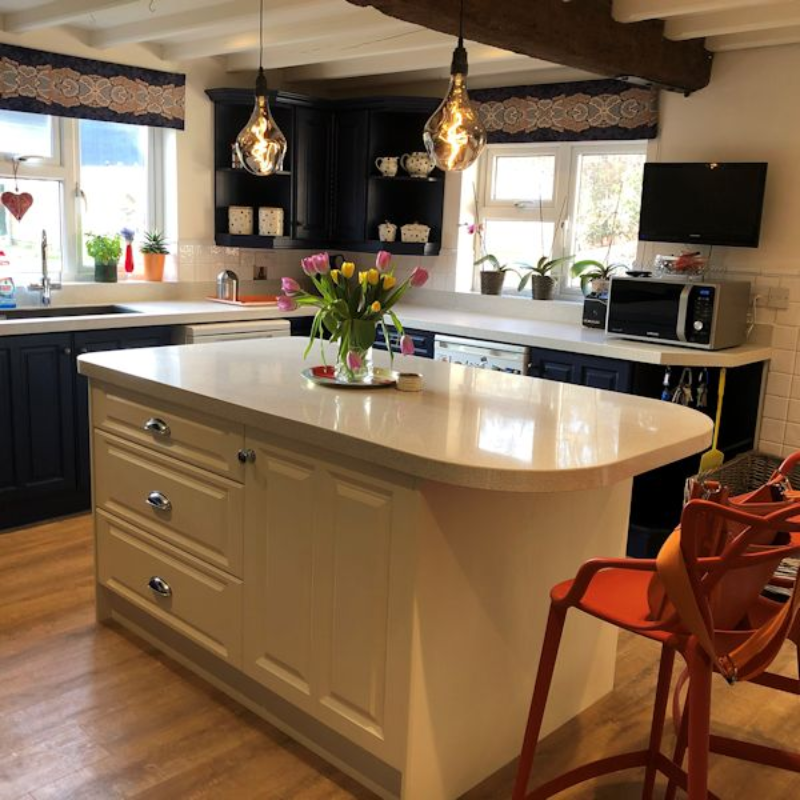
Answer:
[605,277,751,350]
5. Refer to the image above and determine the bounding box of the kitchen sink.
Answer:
[0,304,138,320]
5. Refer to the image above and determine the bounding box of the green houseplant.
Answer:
[517,256,574,301]
[85,233,121,283]
[475,254,520,296]
[570,260,625,295]
[140,230,169,282]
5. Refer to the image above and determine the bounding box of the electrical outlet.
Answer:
[755,287,790,309]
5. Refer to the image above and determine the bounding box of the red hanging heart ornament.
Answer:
[2,191,34,222]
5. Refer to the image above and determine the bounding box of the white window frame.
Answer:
[473,140,648,298]
[0,112,166,282]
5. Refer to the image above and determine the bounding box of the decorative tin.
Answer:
[258,206,284,237]
[400,222,431,243]
[228,206,253,235]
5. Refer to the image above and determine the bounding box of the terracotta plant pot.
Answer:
[94,261,118,283]
[143,253,166,281]
[531,274,555,301]
[480,271,504,295]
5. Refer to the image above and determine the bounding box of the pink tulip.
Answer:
[375,250,392,272]
[400,334,415,356]
[409,266,429,287]
[346,350,363,371]
[312,252,330,274]
[277,295,298,311]
[301,257,316,276]
[281,277,301,294]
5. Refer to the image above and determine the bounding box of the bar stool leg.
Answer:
[512,604,568,800]
[686,644,712,800]
[642,644,675,800]
[664,691,689,800]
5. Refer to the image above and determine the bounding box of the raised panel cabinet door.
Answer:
[0,343,16,497]
[294,106,332,241]
[242,438,318,712]
[312,468,403,758]
[540,359,575,384]
[11,333,76,496]
[332,109,368,242]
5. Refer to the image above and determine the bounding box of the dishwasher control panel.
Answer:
[434,335,530,375]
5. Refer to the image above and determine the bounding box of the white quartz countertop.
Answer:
[396,303,771,368]
[0,299,315,336]
[78,337,713,493]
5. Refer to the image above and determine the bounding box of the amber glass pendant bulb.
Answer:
[235,67,287,177]
[423,39,486,172]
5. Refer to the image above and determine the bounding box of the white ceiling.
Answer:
[0,0,797,85]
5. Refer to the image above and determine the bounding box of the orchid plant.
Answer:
[279,251,429,382]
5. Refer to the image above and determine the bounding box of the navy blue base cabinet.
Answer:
[1,327,172,532]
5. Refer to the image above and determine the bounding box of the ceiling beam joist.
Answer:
[347,0,712,93]
[165,13,417,62]
[665,1,800,41]
[90,0,345,50]
[3,0,137,34]
[613,0,785,24]
[707,23,800,51]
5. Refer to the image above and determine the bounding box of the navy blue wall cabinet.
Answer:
[1,327,172,533]
[206,91,443,256]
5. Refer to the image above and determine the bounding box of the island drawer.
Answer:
[91,385,245,481]
[94,431,244,577]
[96,511,243,666]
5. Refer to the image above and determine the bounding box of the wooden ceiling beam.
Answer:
[345,0,712,93]
[707,23,800,51]
[665,1,800,41]
[3,0,137,34]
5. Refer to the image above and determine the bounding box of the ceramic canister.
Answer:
[378,221,397,242]
[400,222,431,243]
[258,207,284,236]
[228,206,253,235]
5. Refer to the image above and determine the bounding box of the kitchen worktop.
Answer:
[0,299,316,336]
[394,302,772,368]
[78,337,712,493]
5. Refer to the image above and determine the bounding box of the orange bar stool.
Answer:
[512,498,800,800]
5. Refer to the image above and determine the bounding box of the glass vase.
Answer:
[335,346,373,384]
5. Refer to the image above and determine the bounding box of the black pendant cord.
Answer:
[452,0,468,76]
[259,0,264,70]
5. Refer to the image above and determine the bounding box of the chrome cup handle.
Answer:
[147,576,172,597]
[146,491,172,513]
[143,418,171,437]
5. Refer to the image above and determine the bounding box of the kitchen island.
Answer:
[78,338,712,800]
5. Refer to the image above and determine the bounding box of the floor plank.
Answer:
[2,515,800,799]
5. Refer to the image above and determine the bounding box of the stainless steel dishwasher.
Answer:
[433,334,530,374]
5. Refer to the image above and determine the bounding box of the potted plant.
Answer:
[570,260,625,296]
[517,256,574,301]
[141,230,169,281]
[475,254,519,295]
[85,233,121,283]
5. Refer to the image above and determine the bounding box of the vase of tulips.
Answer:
[278,251,429,384]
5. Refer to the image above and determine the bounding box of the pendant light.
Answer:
[423,0,486,172]
[235,0,287,177]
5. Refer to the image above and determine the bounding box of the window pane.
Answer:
[0,111,54,158]
[483,219,556,292]
[0,178,62,276]
[79,119,149,264]
[492,155,555,203]
[569,151,646,285]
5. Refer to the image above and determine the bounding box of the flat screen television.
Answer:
[638,162,767,248]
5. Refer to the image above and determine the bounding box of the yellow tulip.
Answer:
[341,261,355,279]
[358,271,368,284]
[371,301,381,313]
[382,275,396,290]
[367,268,379,286]
[330,269,340,284]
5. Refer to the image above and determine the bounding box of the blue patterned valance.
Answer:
[471,79,658,143]
[0,43,185,130]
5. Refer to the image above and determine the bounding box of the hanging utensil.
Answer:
[699,368,726,473]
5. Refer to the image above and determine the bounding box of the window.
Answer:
[473,141,647,296]
[0,110,165,282]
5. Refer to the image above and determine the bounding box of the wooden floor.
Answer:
[2,517,800,800]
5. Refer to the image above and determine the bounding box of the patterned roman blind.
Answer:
[0,43,185,130]
[471,79,658,143]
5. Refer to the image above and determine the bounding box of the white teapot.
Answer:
[400,222,430,243]
[400,152,435,178]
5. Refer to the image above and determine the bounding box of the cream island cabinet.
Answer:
[78,338,712,800]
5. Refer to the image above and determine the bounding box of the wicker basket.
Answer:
[693,450,800,495]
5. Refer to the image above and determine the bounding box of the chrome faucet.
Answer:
[28,229,61,306]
